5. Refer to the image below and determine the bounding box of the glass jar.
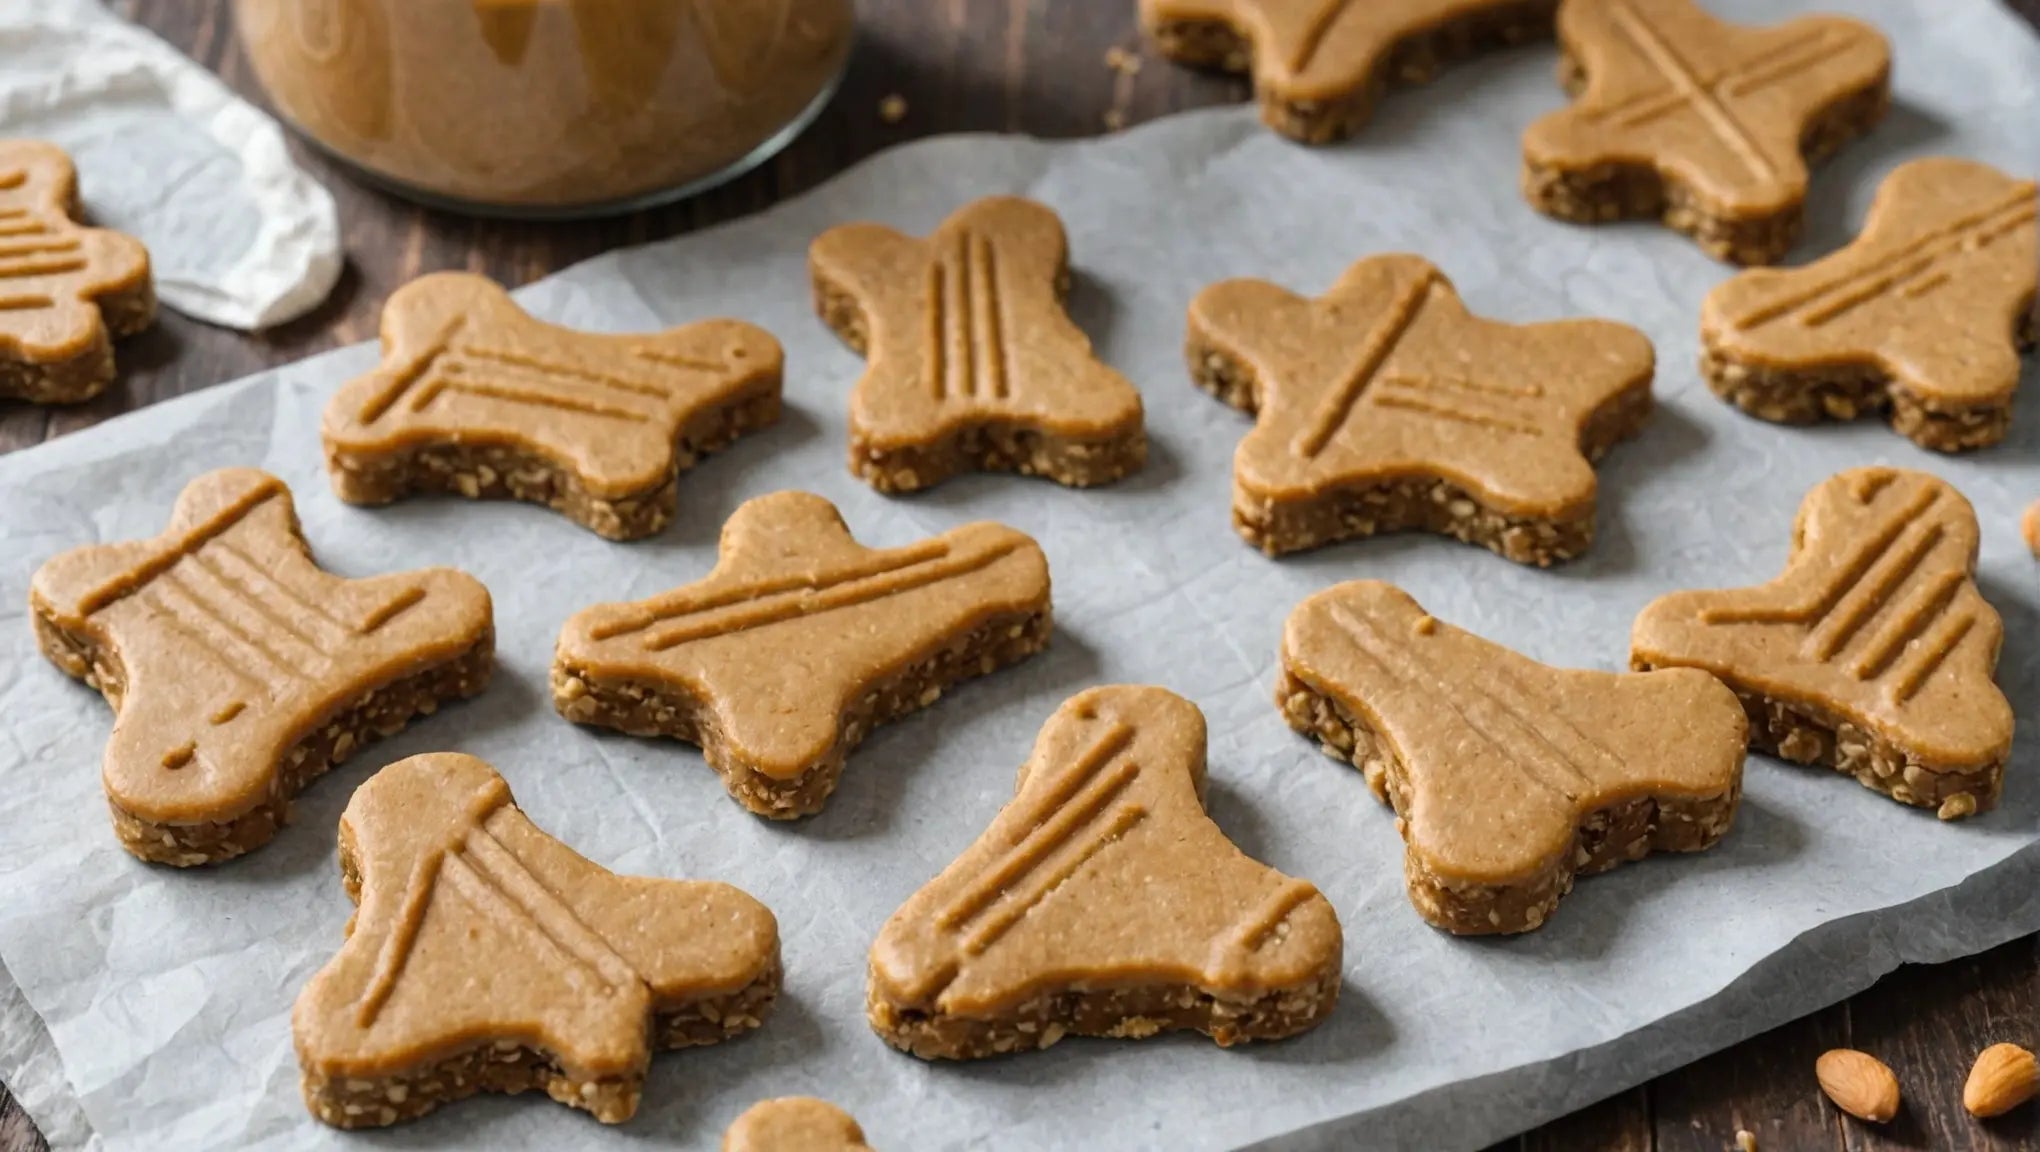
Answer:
[234,0,854,217]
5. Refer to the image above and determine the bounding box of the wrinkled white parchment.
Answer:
[0,1,2035,1148]
[0,0,341,329]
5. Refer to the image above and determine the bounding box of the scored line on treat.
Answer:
[357,315,465,424]
[590,539,954,639]
[1732,190,2038,329]
[211,538,362,636]
[0,295,53,311]
[1295,269,1435,458]
[1224,877,1321,957]
[1329,604,1609,799]
[1596,27,1835,130]
[924,230,1012,402]
[634,540,1026,651]
[936,722,1140,950]
[1605,0,1774,182]
[1290,0,1355,74]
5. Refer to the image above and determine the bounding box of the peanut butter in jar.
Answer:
[235,0,854,215]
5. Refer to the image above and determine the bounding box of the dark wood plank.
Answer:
[4,4,2039,1152]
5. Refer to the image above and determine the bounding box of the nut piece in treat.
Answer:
[1963,1042,2038,1118]
[29,468,494,866]
[1187,252,1653,566]
[1280,580,1745,935]
[1521,0,1890,265]
[1815,1048,1900,1123]
[1632,467,2013,819]
[810,196,1146,493]
[724,1097,873,1151]
[553,490,1052,819]
[1700,158,2037,453]
[1139,0,1559,144]
[294,753,781,1129]
[868,685,1344,1059]
[321,271,784,541]
[0,139,156,404]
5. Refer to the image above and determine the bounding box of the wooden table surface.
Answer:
[4,2,2037,1149]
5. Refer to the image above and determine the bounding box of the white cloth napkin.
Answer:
[0,0,341,330]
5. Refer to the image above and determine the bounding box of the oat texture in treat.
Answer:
[1187,252,1654,565]
[723,1098,873,1151]
[293,753,781,1129]
[810,196,1146,493]
[553,490,1052,819]
[1520,0,1891,265]
[1633,467,2012,820]
[0,139,155,404]
[1279,580,1746,935]
[868,685,1344,1059]
[1700,158,2039,453]
[28,468,494,866]
[1138,0,1559,144]
[322,271,784,541]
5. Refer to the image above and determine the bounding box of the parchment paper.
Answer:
[1,1,2036,1148]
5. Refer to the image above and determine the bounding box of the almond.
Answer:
[1815,1048,1900,1123]
[1963,1043,2038,1118]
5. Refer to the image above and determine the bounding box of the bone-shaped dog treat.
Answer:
[554,490,1051,818]
[322,271,784,540]
[0,139,155,404]
[1280,581,1745,934]
[1633,467,2012,821]
[1521,0,1890,265]
[868,685,1343,1059]
[724,1098,874,1152]
[1188,252,1654,565]
[810,196,1146,493]
[294,753,781,1128]
[30,468,494,866]
[1701,158,2038,452]
[1140,0,1559,144]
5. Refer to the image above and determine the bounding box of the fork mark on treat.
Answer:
[211,539,358,638]
[629,346,730,374]
[1734,191,2037,330]
[1290,0,1355,75]
[452,813,644,991]
[592,540,953,640]
[925,229,1011,403]
[357,316,464,424]
[1330,604,1606,800]
[938,723,1137,932]
[1802,520,1943,662]
[638,539,1024,651]
[454,342,675,401]
[960,803,1147,957]
[1296,269,1434,458]
[360,587,429,634]
[1596,26,1832,130]
[0,293,53,310]
[358,847,447,1028]
[1606,1,1773,181]
[1225,877,1321,957]
[1368,391,1545,438]
[1703,483,1938,629]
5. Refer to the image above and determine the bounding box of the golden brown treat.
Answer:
[868,685,1343,1059]
[810,196,1146,493]
[554,491,1052,818]
[723,1098,873,1151]
[1521,0,1890,265]
[0,139,155,404]
[1139,0,1559,144]
[322,272,784,540]
[1280,580,1745,935]
[2026,501,2040,559]
[29,468,493,866]
[294,753,780,1129]
[1633,468,2012,820]
[1701,158,2039,452]
[1188,252,1654,565]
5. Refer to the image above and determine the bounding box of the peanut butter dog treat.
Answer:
[724,1098,873,1152]
[294,753,780,1128]
[1139,0,1559,144]
[1700,158,2039,452]
[1633,468,2013,820]
[30,468,494,866]
[1188,252,1654,565]
[868,685,1343,1059]
[322,271,784,540]
[0,139,155,404]
[1521,0,1891,265]
[1280,580,1745,935]
[554,490,1051,818]
[810,196,1146,493]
